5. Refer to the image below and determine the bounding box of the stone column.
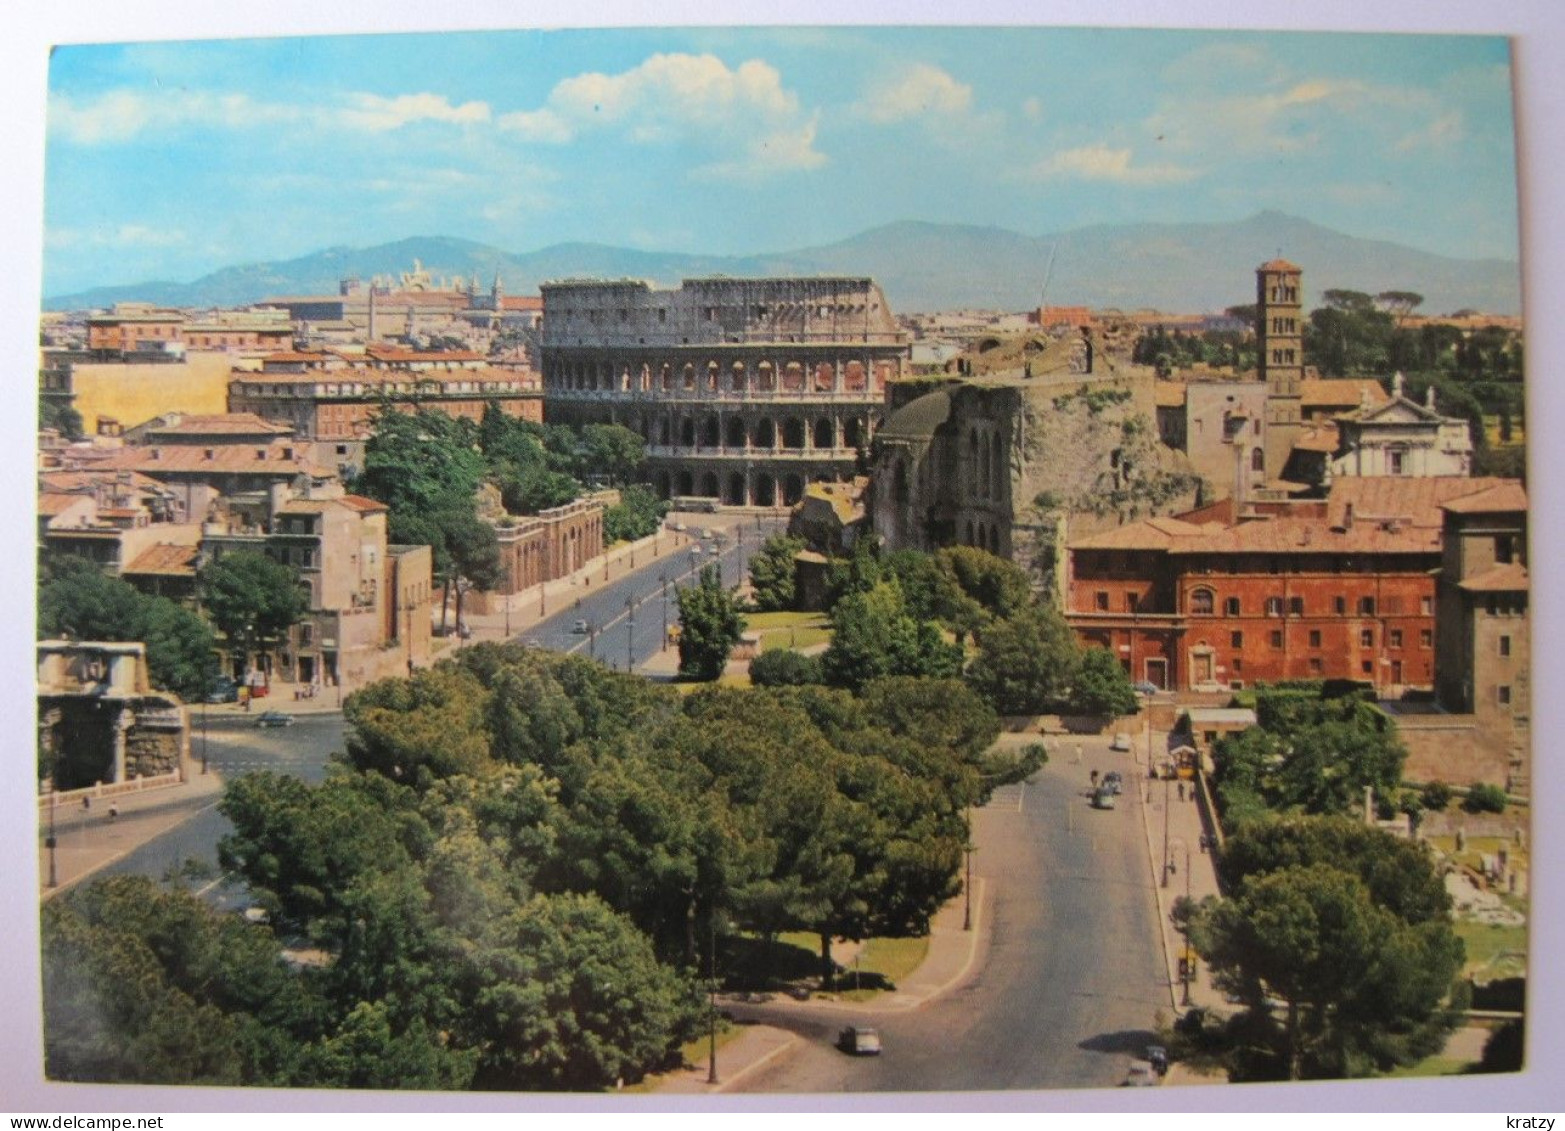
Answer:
[111,710,129,784]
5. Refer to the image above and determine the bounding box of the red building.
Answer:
[1066,477,1516,694]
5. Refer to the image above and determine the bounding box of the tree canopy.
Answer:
[676,565,746,680]
[198,550,309,663]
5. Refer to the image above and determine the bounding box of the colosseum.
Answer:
[540,277,910,507]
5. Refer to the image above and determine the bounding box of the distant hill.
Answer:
[44,211,1521,317]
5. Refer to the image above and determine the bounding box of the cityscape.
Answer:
[23,20,1541,1109]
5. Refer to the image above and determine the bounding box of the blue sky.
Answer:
[42,25,1520,296]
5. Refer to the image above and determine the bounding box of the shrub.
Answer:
[1420,781,1454,812]
[1463,782,1509,814]
[748,649,823,688]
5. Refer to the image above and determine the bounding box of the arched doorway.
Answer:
[727,472,746,506]
[783,474,805,506]
[813,418,834,450]
[754,474,776,507]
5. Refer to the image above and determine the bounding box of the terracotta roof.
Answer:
[1292,423,1339,453]
[1440,481,1528,514]
[139,413,294,436]
[501,296,543,311]
[39,469,169,495]
[123,543,200,577]
[1070,516,1212,551]
[1154,381,1187,408]
[1258,258,1301,272]
[340,494,390,513]
[1169,514,1440,556]
[1325,477,1511,531]
[1302,378,1387,408]
[98,444,328,477]
[1458,563,1529,593]
[234,365,530,387]
[38,492,89,517]
[364,346,486,363]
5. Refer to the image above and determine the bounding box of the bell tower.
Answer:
[1258,259,1304,479]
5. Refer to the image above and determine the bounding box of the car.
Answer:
[1122,1059,1159,1087]
[255,710,295,728]
[1109,733,1132,752]
[1091,786,1117,810]
[1132,681,1160,697]
[205,678,239,704]
[837,1026,882,1056]
[1103,771,1123,795]
[571,619,590,634]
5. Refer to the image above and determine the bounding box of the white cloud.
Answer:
[337,93,491,132]
[1396,111,1465,152]
[695,114,828,181]
[859,64,973,124]
[49,86,490,144]
[47,223,187,249]
[1032,143,1197,185]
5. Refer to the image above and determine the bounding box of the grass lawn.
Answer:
[743,610,832,653]
[773,931,930,1001]
[1454,918,1527,977]
[623,1020,745,1092]
[1385,1056,1472,1079]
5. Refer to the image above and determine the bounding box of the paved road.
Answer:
[727,736,1168,1094]
[516,514,787,671]
[94,713,346,907]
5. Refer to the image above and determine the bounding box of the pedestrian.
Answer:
[1177,781,1185,802]
[1090,769,1099,787]
[81,796,90,811]
[108,802,119,821]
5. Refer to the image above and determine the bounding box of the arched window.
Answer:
[1190,587,1215,615]
[1252,448,1265,473]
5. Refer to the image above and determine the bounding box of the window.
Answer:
[1125,593,1139,613]
[1498,685,1512,706]
[1499,635,1512,657]
[1421,596,1433,615]
[1358,596,1376,615]
[1390,629,1403,648]
[1224,596,1241,616]
[1421,629,1434,648]
[1288,596,1304,616]
[299,624,313,646]
[1335,596,1347,615]
[1360,629,1374,648]
[1270,630,1284,649]
[1265,597,1283,617]
[1232,657,1243,673]
[1231,631,1243,649]
[1362,661,1374,674]
[1095,591,1109,611]
[1309,630,1323,648]
[1191,588,1214,615]
[1389,451,1405,475]
[1309,657,1323,674]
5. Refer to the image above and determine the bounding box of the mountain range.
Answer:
[44,211,1522,318]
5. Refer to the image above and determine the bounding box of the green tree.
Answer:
[820,581,960,692]
[748,648,823,687]
[1071,647,1140,717]
[579,423,647,486]
[198,550,308,668]
[38,557,217,701]
[676,565,746,680]
[748,532,806,612]
[437,507,504,633]
[964,604,1079,715]
[602,484,669,543]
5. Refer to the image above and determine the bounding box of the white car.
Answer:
[1110,733,1132,752]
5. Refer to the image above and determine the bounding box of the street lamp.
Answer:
[625,596,636,671]
[659,573,670,652]
[1161,769,1172,889]
[45,786,57,889]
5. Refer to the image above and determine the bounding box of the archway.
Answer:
[679,418,696,447]
[754,418,776,448]
[844,416,866,448]
[676,470,694,496]
[727,473,747,506]
[783,474,805,506]
[702,415,721,448]
[813,418,835,450]
[653,470,671,499]
[754,474,776,507]
[700,471,719,498]
[726,417,747,449]
[782,418,806,449]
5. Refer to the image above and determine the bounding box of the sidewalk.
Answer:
[654,876,988,1092]
[1132,731,1226,1017]
[39,757,225,899]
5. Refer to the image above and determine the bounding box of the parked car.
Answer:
[1122,1059,1159,1087]
[571,619,590,634]
[1132,681,1160,697]
[1103,771,1123,795]
[205,678,239,704]
[255,710,295,728]
[1091,786,1117,810]
[837,1026,882,1056]
[1109,733,1132,752]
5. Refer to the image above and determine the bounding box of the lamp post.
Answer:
[45,787,57,889]
[625,596,636,671]
[707,907,720,1085]
[659,573,669,652]
[1168,836,1193,1004]
[1161,769,1172,889]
